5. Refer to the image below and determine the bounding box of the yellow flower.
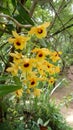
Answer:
[6,63,19,76]
[28,22,50,38]
[32,48,50,61]
[48,69,55,75]
[20,57,33,73]
[26,71,37,79]
[33,88,41,96]
[8,31,30,50]
[50,51,61,62]
[36,50,46,61]
[36,62,46,76]
[48,77,55,85]
[9,51,23,64]
[47,66,60,75]
[28,77,37,88]
[37,66,45,76]
[55,66,60,73]
[16,89,23,97]
[32,48,50,54]
[43,61,54,72]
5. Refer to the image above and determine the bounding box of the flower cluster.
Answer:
[7,22,62,97]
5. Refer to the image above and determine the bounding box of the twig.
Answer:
[51,23,73,36]
[49,0,71,36]
[0,13,32,28]
[30,0,38,17]
[49,0,65,31]
[49,0,72,36]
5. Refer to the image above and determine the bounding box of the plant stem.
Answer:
[0,13,32,28]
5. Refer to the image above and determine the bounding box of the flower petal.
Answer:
[12,31,19,38]
[8,38,15,43]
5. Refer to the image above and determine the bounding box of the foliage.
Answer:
[0,0,73,130]
[0,92,73,130]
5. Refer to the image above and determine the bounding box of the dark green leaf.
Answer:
[0,6,10,15]
[17,1,34,25]
[0,122,13,130]
[0,30,4,37]
[6,24,14,33]
[11,0,17,7]
[13,14,27,24]
[0,75,9,82]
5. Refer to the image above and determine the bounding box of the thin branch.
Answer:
[61,16,73,27]
[57,0,71,14]
[49,0,71,33]
[49,0,65,31]
[21,0,26,5]
[51,16,73,36]
[0,13,32,28]
[49,0,71,36]
[49,15,73,37]
[58,0,65,12]
[51,23,73,36]
[29,0,38,17]
[49,1,64,27]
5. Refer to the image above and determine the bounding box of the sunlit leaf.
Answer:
[25,0,31,9]
[0,84,22,96]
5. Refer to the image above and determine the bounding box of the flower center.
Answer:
[51,80,53,83]
[38,53,43,57]
[15,57,19,60]
[37,28,43,34]
[24,63,29,67]
[31,81,35,85]
[16,41,21,46]
[55,54,58,57]
[47,65,50,68]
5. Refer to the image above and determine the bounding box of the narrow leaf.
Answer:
[0,84,22,96]
[11,0,16,7]
[13,14,27,24]
[17,1,34,25]
[13,76,22,86]
[0,6,10,14]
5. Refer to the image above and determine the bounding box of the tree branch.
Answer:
[49,0,71,36]
[49,0,71,34]
[29,0,38,17]
[51,23,73,36]
[0,13,32,28]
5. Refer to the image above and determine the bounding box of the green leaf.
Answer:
[0,75,9,82]
[0,84,22,96]
[11,0,17,7]
[6,24,14,32]
[25,0,31,9]
[0,30,4,37]
[0,122,13,130]
[13,76,22,86]
[0,6,10,14]
[17,1,34,25]
[13,14,27,24]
